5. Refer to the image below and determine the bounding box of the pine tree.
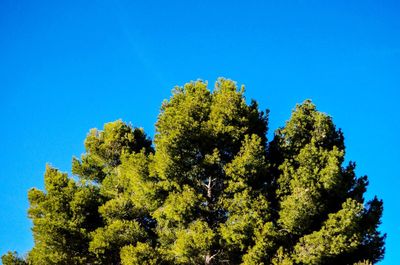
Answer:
[149,79,269,264]
[1,251,27,265]
[265,101,385,265]
[3,79,385,264]
[26,120,153,265]
[27,165,101,264]
[75,120,153,264]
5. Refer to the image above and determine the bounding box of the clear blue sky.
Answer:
[1,0,399,263]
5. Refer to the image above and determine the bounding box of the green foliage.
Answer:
[120,243,161,265]
[1,251,27,265]
[27,165,101,265]
[267,100,384,264]
[72,120,152,182]
[89,220,146,263]
[170,220,215,264]
[293,198,364,264]
[3,79,385,264]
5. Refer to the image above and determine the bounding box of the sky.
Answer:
[0,0,399,263]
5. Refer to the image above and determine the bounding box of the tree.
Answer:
[1,251,27,265]
[72,120,153,264]
[26,165,101,264]
[3,79,385,264]
[265,101,384,265]
[26,120,153,265]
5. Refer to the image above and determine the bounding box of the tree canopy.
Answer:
[3,79,385,265]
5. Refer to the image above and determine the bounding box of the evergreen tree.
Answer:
[27,165,101,264]
[150,79,269,264]
[26,120,153,265]
[3,79,385,264]
[75,120,153,264]
[1,251,27,265]
[266,101,385,265]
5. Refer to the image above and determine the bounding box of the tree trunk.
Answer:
[207,176,212,199]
